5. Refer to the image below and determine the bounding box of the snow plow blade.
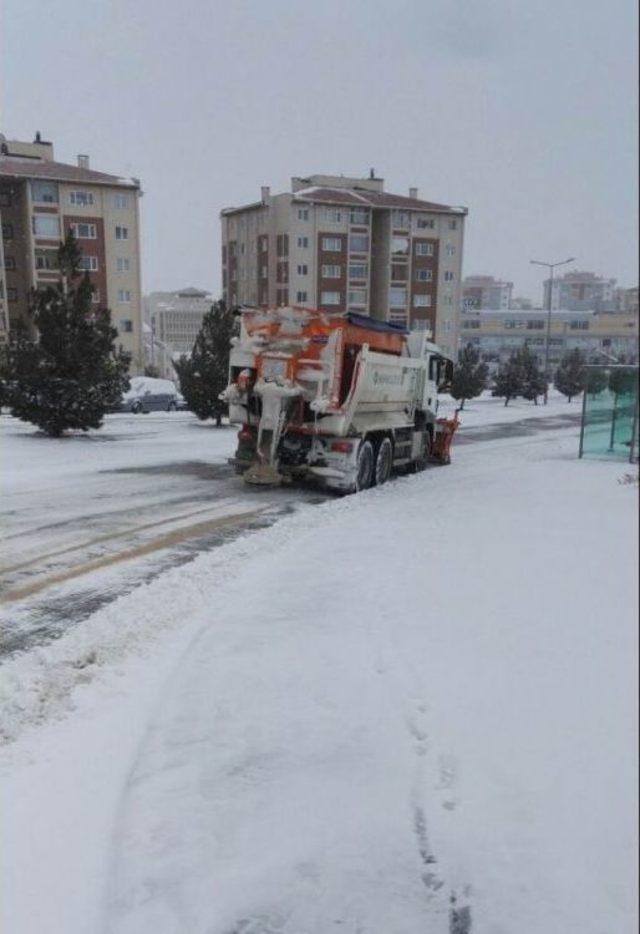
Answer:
[242,462,283,486]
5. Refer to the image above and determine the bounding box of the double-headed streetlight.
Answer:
[530,256,575,403]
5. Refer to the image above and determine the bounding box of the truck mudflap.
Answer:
[431,413,460,464]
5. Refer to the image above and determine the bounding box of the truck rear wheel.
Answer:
[374,437,393,485]
[354,440,374,492]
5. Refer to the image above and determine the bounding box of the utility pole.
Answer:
[530,257,575,403]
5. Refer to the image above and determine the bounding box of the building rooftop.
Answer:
[0,155,138,189]
[293,186,467,214]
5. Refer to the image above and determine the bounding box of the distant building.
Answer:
[615,286,638,316]
[543,270,617,313]
[0,132,144,369]
[462,275,513,310]
[459,307,638,371]
[220,173,467,358]
[144,287,213,380]
[510,296,534,310]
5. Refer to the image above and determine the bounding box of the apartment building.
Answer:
[462,275,513,310]
[460,307,638,371]
[543,270,617,313]
[0,133,144,370]
[220,174,467,358]
[145,287,213,354]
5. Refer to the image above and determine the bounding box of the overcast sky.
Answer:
[1,0,638,302]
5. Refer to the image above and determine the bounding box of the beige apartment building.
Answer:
[0,133,144,370]
[460,307,639,370]
[220,174,467,358]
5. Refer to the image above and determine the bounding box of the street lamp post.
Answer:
[530,257,575,403]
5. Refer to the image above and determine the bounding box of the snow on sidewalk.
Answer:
[1,428,638,934]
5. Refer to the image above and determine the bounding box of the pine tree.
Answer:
[518,344,547,405]
[585,367,608,398]
[554,349,586,402]
[493,349,524,406]
[4,232,130,436]
[173,300,236,425]
[608,367,637,398]
[449,343,488,410]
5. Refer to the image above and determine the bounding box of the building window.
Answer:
[3,256,16,270]
[119,319,133,332]
[117,289,132,302]
[113,193,130,209]
[297,208,309,220]
[449,219,458,230]
[349,263,368,280]
[445,243,456,256]
[462,319,480,329]
[34,215,61,238]
[389,287,407,307]
[389,311,407,327]
[0,191,12,207]
[504,319,525,329]
[415,242,434,256]
[349,207,369,225]
[349,234,369,253]
[2,223,13,240]
[70,221,96,239]
[115,225,128,240]
[69,190,94,206]
[526,320,544,330]
[413,295,432,307]
[30,180,58,203]
[324,208,342,223]
[259,238,268,252]
[260,265,268,278]
[348,289,366,306]
[116,257,131,272]
[35,250,58,270]
[444,271,454,282]
[296,291,308,302]
[7,287,18,301]
[320,291,341,305]
[417,217,434,229]
[391,237,409,255]
[297,236,309,248]
[321,264,341,278]
[322,236,342,252]
[79,256,99,272]
[570,320,589,330]
[392,210,409,229]
[443,294,454,306]
[91,289,101,304]
[296,264,308,275]
[415,269,433,282]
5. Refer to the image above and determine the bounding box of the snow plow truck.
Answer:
[222,306,458,493]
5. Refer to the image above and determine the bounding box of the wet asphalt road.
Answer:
[0,411,581,658]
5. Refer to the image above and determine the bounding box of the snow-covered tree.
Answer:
[3,232,130,436]
[554,349,586,402]
[173,300,236,425]
[449,343,488,410]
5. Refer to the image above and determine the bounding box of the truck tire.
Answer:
[374,437,393,485]
[354,439,374,492]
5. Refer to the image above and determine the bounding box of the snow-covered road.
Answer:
[2,400,637,934]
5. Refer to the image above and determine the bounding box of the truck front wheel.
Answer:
[354,440,374,492]
[374,437,393,485]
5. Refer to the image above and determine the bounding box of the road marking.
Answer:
[0,508,267,604]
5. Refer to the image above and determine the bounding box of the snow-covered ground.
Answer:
[2,401,637,934]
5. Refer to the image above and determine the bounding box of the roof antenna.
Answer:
[369,167,375,179]
[35,131,41,142]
